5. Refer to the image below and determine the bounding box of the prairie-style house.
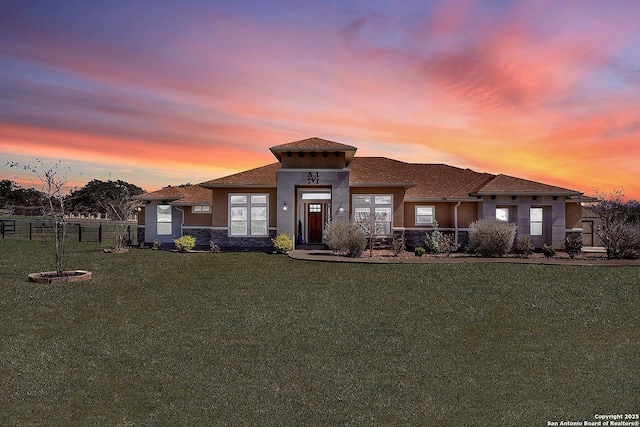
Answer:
[134,137,584,251]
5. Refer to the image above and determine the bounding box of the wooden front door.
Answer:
[307,204,323,243]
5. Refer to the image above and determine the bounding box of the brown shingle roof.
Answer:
[270,137,357,151]
[348,157,416,187]
[200,163,280,187]
[148,153,581,202]
[196,156,583,199]
[270,137,358,163]
[134,185,212,204]
[474,174,581,196]
[349,158,495,199]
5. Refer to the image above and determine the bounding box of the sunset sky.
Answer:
[1,0,639,199]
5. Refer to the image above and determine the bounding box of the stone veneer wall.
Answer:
[139,226,276,251]
[210,229,276,252]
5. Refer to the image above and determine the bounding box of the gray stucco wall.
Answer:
[481,195,568,248]
[276,169,350,240]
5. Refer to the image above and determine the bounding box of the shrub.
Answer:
[513,236,534,256]
[323,218,367,258]
[174,235,196,252]
[467,218,517,257]
[598,221,640,259]
[209,240,221,253]
[346,228,367,258]
[563,234,583,259]
[425,221,459,255]
[272,232,293,254]
[323,218,349,254]
[621,248,640,260]
[152,239,162,250]
[440,233,460,256]
[425,221,444,254]
[390,232,406,257]
[414,247,426,257]
[542,244,556,258]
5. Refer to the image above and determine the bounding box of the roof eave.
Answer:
[404,197,481,202]
[350,182,417,189]
[134,195,183,202]
[270,147,357,162]
[171,202,211,206]
[200,183,276,189]
[471,191,583,197]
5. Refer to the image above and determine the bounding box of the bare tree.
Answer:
[6,159,78,275]
[591,189,640,259]
[67,179,144,250]
[355,211,388,257]
[100,195,143,250]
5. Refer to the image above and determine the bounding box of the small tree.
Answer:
[68,179,144,250]
[7,159,76,275]
[355,211,387,257]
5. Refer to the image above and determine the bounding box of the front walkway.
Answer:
[288,249,640,267]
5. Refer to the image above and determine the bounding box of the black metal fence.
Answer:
[0,219,136,244]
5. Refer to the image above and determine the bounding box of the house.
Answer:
[134,137,584,251]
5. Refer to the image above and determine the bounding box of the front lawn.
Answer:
[1,240,638,425]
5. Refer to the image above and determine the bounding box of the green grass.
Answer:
[1,240,638,425]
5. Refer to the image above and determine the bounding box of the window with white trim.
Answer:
[192,205,211,213]
[157,204,172,235]
[353,194,392,235]
[496,207,509,222]
[530,207,543,236]
[416,206,435,225]
[229,194,268,236]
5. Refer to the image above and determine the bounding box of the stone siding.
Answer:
[211,229,277,252]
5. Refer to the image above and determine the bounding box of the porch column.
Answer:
[551,198,566,248]
[275,170,296,241]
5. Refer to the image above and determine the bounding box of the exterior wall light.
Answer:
[338,204,344,213]
[283,202,288,211]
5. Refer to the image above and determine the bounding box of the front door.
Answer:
[307,204,323,243]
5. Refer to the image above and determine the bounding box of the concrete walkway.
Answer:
[289,249,640,267]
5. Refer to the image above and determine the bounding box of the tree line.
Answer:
[0,178,145,217]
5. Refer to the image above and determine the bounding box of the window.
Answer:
[353,194,392,236]
[229,194,268,236]
[192,205,211,213]
[301,190,331,200]
[416,206,434,225]
[157,205,172,235]
[530,207,543,236]
[496,207,509,222]
[309,203,322,213]
[354,195,372,205]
